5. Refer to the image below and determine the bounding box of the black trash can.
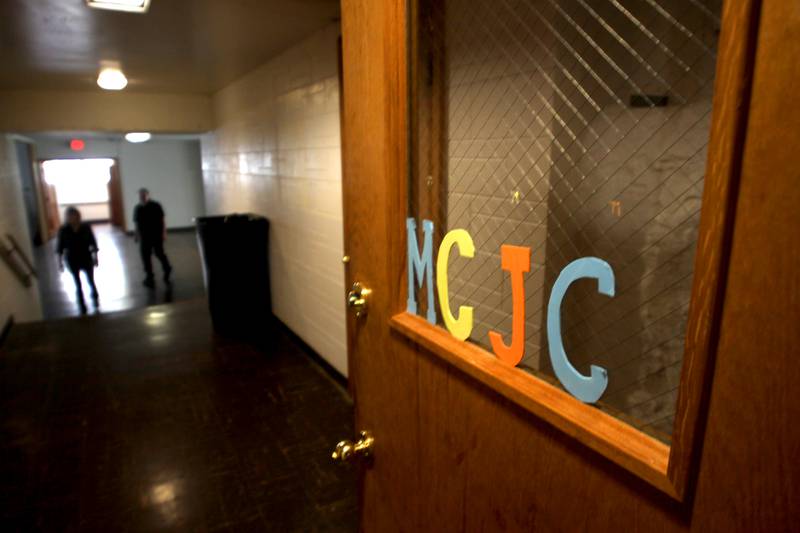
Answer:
[195,214,271,337]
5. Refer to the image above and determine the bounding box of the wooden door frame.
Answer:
[343,0,762,505]
[37,157,122,230]
[108,158,126,231]
[34,160,61,241]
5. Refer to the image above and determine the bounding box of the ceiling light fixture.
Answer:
[86,0,151,14]
[125,132,152,143]
[97,67,128,90]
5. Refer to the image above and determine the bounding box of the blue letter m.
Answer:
[406,218,436,324]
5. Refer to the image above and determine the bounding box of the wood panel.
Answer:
[692,0,800,528]
[669,0,762,500]
[35,161,60,241]
[391,312,673,495]
[411,336,685,531]
[340,0,421,530]
[108,159,125,231]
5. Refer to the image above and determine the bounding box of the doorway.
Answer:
[40,158,122,226]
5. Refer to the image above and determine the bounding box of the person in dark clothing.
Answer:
[56,206,99,314]
[133,188,172,288]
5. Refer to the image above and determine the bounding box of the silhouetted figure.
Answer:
[133,188,172,288]
[56,207,99,314]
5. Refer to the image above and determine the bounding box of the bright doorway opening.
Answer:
[40,158,123,225]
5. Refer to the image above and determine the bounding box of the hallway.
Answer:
[36,225,206,320]
[0,300,357,531]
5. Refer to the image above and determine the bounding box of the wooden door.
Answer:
[340,0,799,531]
[108,159,126,230]
[35,161,60,241]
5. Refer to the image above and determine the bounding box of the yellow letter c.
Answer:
[437,229,475,341]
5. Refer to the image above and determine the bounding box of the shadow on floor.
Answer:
[35,224,207,320]
[0,299,358,531]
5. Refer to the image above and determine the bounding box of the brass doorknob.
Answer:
[331,430,374,464]
[347,282,371,317]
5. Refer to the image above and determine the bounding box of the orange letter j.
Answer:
[489,245,531,366]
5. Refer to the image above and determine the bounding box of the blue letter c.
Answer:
[546,257,614,404]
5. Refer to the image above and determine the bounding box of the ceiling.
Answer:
[0,0,340,94]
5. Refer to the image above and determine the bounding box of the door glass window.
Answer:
[409,0,722,443]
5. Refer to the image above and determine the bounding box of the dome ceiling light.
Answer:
[97,67,128,90]
[86,0,151,14]
[125,132,152,143]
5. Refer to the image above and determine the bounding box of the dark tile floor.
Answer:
[36,225,207,320]
[0,300,357,532]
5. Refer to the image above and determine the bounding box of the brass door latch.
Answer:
[331,430,374,465]
[347,282,371,318]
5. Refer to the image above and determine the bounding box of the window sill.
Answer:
[389,311,677,499]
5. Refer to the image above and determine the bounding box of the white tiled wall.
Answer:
[0,135,42,324]
[201,24,347,375]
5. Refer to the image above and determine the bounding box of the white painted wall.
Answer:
[119,141,206,229]
[32,137,205,229]
[201,23,347,376]
[0,90,212,133]
[0,135,42,324]
[33,138,119,160]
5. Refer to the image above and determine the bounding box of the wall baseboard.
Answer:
[274,319,349,392]
[124,226,196,236]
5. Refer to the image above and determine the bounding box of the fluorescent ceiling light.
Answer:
[86,0,151,14]
[97,67,128,90]
[125,132,152,143]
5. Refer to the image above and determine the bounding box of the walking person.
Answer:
[133,188,172,288]
[56,206,99,314]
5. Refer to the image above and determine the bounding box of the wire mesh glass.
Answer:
[409,0,723,443]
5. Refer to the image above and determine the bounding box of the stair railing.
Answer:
[0,233,37,288]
